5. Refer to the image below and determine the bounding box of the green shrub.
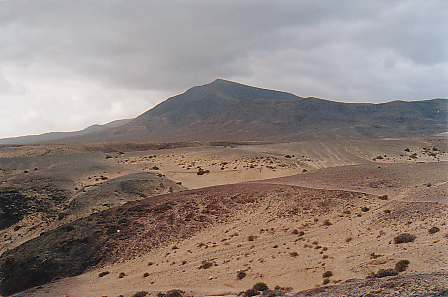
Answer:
[253,282,269,291]
[395,259,410,272]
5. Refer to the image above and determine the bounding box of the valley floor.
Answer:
[0,137,447,297]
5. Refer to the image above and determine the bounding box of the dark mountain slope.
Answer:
[2,79,447,144]
[81,79,447,142]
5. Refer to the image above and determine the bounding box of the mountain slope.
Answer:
[79,79,447,142]
[0,119,131,145]
[2,79,447,144]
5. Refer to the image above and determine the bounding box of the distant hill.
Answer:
[0,119,131,145]
[1,79,447,144]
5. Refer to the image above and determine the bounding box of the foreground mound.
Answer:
[0,184,367,295]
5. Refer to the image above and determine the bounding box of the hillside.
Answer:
[0,119,131,145]
[1,79,447,144]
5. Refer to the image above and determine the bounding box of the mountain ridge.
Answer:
[1,79,447,144]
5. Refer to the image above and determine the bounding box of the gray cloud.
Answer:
[0,0,447,137]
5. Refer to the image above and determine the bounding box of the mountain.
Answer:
[1,79,447,144]
[0,119,131,145]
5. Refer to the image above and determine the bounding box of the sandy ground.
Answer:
[1,136,447,297]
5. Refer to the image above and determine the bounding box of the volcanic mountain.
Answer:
[1,79,447,144]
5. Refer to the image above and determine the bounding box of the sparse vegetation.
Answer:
[429,227,440,234]
[374,268,398,278]
[322,271,333,278]
[98,271,110,278]
[378,195,388,200]
[118,272,126,278]
[237,270,247,280]
[243,288,258,297]
[395,259,410,272]
[133,291,149,297]
[361,206,370,212]
[394,233,416,244]
[253,282,269,291]
[198,260,214,269]
[158,290,184,297]
[197,168,210,175]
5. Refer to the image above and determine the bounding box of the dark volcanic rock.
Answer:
[0,189,28,230]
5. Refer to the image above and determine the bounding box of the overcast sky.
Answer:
[0,0,447,138]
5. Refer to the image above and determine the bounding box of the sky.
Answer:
[0,0,447,138]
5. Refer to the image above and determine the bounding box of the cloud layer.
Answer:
[0,0,447,137]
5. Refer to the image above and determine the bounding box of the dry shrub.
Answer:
[395,259,410,272]
[394,233,416,244]
[429,227,440,234]
[322,271,333,278]
[237,270,247,280]
[98,271,110,278]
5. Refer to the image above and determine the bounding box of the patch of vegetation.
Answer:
[395,259,410,272]
[394,233,416,244]
[429,227,440,234]
[253,282,269,291]
[322,271,333,278]
[373,268,398,278]
[198,260,214,269]
[197,168,210,175]
[158,290,184,297]
[361,206,370,212]
[98,271,110,277]
[133,291,149,297]
[243,288,258,297]
[237,271,247,280]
